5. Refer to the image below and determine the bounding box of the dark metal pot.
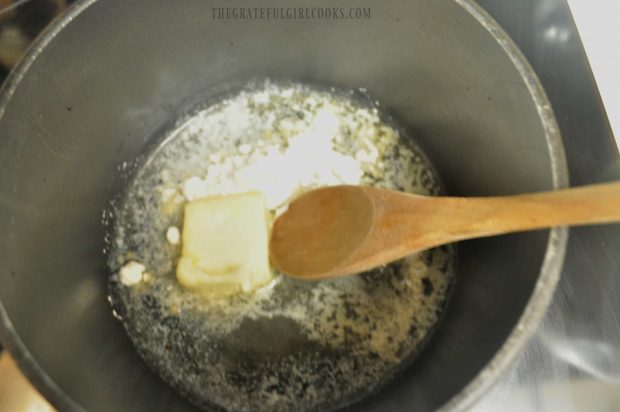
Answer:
[0,0,568,411]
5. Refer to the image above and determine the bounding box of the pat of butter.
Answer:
[176,192,274,295]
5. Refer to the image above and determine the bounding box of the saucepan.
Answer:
[0,0,567,411]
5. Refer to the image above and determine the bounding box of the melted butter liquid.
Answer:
[107,81,456,412]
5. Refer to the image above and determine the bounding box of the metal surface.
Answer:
[0,0,616,411]
[468,0,620,410]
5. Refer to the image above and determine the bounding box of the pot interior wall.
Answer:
[0,0,558,411]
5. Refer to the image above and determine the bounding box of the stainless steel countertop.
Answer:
[471,0,620,410]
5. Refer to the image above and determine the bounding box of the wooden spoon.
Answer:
[269,183,620,279]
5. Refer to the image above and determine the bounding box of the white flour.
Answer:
[181,106,364,211]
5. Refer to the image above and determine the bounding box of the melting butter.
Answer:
[176,192,274,295]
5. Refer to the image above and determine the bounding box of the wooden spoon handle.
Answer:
[410,182,620,243]
[491,181,620,225]
[271,183,620,279]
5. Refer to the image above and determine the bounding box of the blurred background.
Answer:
[0,0,74,79]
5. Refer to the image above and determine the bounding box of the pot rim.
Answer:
[441,1,569,410]
[0,1,569,411]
